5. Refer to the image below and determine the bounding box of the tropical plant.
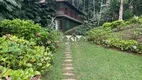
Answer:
[0,19,61,51]
[0,66,40,80]
[112,20,124,28]
[86,26,112,44]
[86,16,142,54]
[0,35,52,71]
[0,19,41,39]
[102,22,112,28]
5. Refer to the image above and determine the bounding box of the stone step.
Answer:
[64,59,72,62]
[65,54,71,56]
[65,56,72,59]
[62,57,72,60]
[66,50,71,51]
[63,67,74,70]
[65,55,72,58]
[63,64,73,67]
[63,61,72,64]
[62,79,77,80]
[64,75,76,79]
[63,41,77,80]
[63,72,74,76]
[64,53,71,56]
[66,47,70,49]
[64,70,74,74]
[65,52,71,54]
[63,63,72,65]
[63,70,74,73]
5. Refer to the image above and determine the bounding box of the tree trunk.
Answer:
[106,0,110,7]
[119,0,124,20]
[72,0,75,5]
[93,0,96,18]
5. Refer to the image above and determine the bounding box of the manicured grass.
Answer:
[71,42,142,80]
[43,43,65,80]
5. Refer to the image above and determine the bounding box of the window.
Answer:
[65,8,68,15]
[71,11,73,17]
[59,20,63,29]
[75,13,77,19]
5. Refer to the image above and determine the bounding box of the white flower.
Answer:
[132,46,137,49]
[105,40,108,43]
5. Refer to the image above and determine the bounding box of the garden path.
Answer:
[62,41,77,80]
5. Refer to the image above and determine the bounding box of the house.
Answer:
[55,0,84,32]
[25,0,84,31]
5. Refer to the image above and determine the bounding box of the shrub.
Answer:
[112,20,124,28]
[0,19,42,40]
[0,35,52,74]
[123,9,133,20]
[86,27,112,44]
[0,66,40,80]
[102,22,112,28]
[138,16,142,24]
[0,19,62,52]
[125,21,131,25]
[130,16,139,23]
[105,38,137,51]
[86,16,142,54]
[125,16,139,25]
[136,44,142,53]
[47,30,63,50]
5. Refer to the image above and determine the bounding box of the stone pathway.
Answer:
[62,41,77,80]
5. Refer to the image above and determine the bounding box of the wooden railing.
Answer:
[64,35,87,42]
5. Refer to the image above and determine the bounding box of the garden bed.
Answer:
[86,16,142,55]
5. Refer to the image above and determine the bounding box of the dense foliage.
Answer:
[0,0,21,22]
[0,19,62,80]
[0,19,61,52]
[0,19,41,40]
[86,16,142,53]
[0,0,55,26]
[66,0,142,33]
[0,35,51,79]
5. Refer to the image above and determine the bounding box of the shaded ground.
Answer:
[71,42,142,80]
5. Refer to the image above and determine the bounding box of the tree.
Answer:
[0,0,55,26]
[119,0,124,20]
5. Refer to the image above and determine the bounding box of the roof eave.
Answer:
[56,14,83,24]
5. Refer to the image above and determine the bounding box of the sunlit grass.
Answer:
[71,42,142,80]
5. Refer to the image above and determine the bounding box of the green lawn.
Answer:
[71,42,142,80]
[43,43,65,80]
